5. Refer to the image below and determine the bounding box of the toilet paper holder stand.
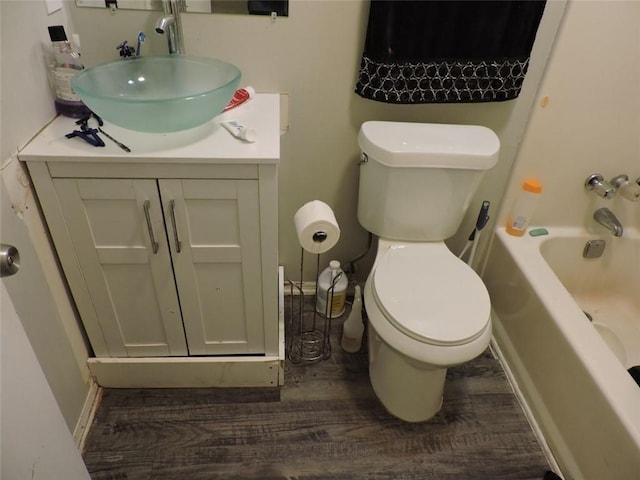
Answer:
[287,248,342,363]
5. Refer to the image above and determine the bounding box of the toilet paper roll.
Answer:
[294,200,340,254]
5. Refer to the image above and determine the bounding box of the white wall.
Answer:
[69,0,567,281]
[0,0,570,433]
[498,0,640,234]
[0,0,92,431]
[1,1,60,162]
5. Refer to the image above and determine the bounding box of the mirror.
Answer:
[76,0,288,16]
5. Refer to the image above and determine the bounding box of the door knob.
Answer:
[0,243,20,278]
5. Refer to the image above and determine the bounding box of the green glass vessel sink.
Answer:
[72,56,241,133]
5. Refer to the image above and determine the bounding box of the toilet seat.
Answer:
[371,242,490,346]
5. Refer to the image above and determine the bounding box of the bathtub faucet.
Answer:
[585,173,616,199]
[593,207,623,237]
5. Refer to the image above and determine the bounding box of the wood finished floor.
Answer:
[82,298,553,480]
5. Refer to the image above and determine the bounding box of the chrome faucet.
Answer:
[155,0,184,54]
[593,207,623,237]
[585,173,616,199]
[610,174,640,201]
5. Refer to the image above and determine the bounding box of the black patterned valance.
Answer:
[355,1,546,104]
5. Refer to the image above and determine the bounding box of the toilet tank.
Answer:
[357,121,499,241]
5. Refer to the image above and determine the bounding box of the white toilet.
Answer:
[357,121,500,422]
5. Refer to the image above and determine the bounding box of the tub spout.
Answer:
[593,207,623,237]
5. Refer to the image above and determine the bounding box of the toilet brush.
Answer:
[459,201,491,267]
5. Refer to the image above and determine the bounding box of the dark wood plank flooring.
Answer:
[82,297,554,480]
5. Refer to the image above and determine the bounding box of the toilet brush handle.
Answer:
[475,201,491,231]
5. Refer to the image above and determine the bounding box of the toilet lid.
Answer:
[372,243,490,346]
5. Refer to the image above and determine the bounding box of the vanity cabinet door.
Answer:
[159,179,265,355]
[52,178,188,357]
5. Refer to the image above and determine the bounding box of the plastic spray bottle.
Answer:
[341,285,364,353]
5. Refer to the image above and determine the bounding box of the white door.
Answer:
[53,178,188,357]
[1,282,91,480]
[160,179,265,355]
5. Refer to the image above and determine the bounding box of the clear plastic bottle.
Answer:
[506,178,542,237]
[341,285,364,353]
[47,25,90,118]
[507,178,542,237]
[315,260,348,318]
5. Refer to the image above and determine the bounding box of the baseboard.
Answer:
[88,355,281,388]
[278,266,285,382]
[490,336,563,477]
[86,268,287,389]
[73,379,100,450]
[284,279,317,296]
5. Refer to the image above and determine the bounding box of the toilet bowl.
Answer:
[356,120,499,422]
[364,240,492,422]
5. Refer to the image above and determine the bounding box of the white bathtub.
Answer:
[484,226,640,479]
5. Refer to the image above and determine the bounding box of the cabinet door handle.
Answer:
[143,200,159,254]
[169,199,182,253]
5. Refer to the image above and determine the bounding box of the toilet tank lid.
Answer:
[358,121,500,169]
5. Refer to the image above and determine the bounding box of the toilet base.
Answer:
[368,327,447,422]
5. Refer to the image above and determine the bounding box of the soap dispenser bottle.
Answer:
[47,25,89,118]
[341,285,364,353]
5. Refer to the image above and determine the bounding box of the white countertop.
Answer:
[19,94,280,164]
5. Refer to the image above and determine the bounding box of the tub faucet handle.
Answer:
[610,174,640,202]
[585,173,616,199]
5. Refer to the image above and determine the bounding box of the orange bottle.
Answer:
[506,178,543,236]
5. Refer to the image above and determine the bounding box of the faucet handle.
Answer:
[585,173,616,199]
[611,174,640,202]
[117,40,134,58]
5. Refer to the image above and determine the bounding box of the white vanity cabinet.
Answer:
[52,177,189,358]
[52,176,264,358]
[20,94,283,387]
